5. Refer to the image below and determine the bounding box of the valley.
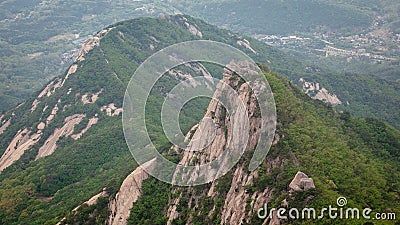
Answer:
[255,19,400,80]
[0,0,399,130]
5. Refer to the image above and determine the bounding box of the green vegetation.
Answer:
[172,0,373,35]
[60,196,110,225]
[266,72,400,212]
[1,1,399,131]
[124,69,400,225]
[0,0,177,112]
[0,15,398,225]
[127,178,169,225]
[181,16,400,129]
[295,65,400,129]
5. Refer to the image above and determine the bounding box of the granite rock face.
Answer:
[289,171,316,191]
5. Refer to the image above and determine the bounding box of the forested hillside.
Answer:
[0,15,399,225]
[1,1,399,131]
[0,0,177,112]
[169,0,399,34]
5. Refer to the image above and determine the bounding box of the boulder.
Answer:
[289,171,315,191]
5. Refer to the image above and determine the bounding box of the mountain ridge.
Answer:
[0,15,399,225]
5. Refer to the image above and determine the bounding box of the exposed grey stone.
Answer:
[289,171,315,191]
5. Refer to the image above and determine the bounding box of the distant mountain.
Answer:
[0,0,178,112]
[0,15,399,225]
[170,0,400,34]
[1,1,399,131]
[170,0,400,82]
[171,0,371,34]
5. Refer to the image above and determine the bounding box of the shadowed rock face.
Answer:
[289,171,315,191]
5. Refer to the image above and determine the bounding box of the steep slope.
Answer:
[121,72,400,225]
[62,66,400,225]
[0,15,399,225]
[1,1,400,130]
[161,15,400,129]
[0,0,183,112]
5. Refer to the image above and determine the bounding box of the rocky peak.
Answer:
[158,14,203,37]
[166,61,274,224]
